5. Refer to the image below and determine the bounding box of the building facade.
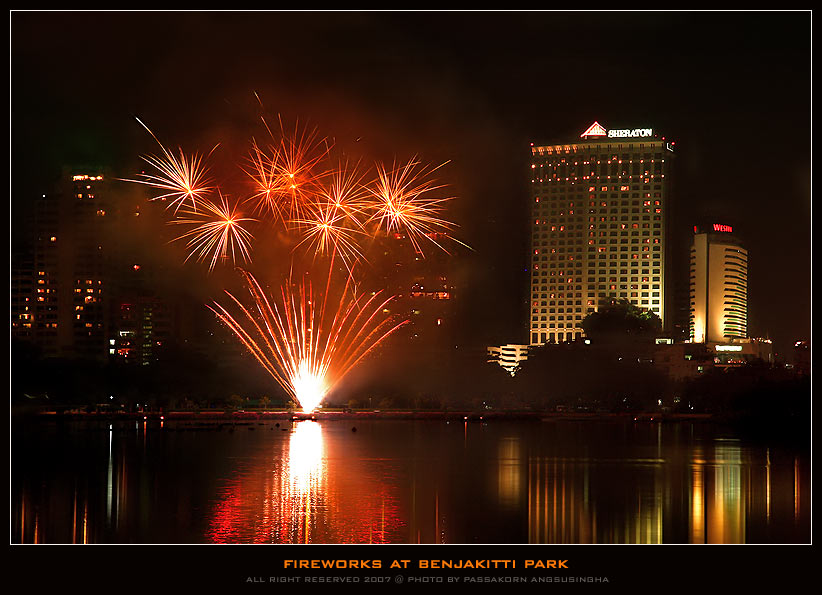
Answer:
[528,122,675,345]
[111,294,172,365]
[12,169,176,363]
[689,224,748,344]
[62,173,111,360]
[11,173,111,359]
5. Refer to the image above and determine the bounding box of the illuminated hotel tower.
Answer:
[689,224,748,343]
[528,122,675,345]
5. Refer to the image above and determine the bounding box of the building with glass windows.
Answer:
[528,122,675,345]
[689,224,748,344]
[11,172,111,360]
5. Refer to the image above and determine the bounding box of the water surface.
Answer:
[11,418,810,544]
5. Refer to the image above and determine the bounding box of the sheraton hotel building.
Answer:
[528,122,675,346]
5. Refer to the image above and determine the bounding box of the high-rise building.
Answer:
[62,172,111,360]
[10,252,36,345]
[687,224,774,367]
[13,168,189,366]
[11,190,62,355]
[689,223,748,343]
[12,170,116,361]
[528,122,675,345]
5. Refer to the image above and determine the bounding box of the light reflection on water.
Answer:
[11,419,810,544]
[207,421,403,544]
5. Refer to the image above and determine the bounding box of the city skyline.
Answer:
[11,11,811,356]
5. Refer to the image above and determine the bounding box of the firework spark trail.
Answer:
[320,160,372,226]
[291,161,373,273]
[259,114,333,226]
[209,269,409,413]
[124,116,470,271]
[171,192,256,271]
[291,203,368,275]
[242,138,286,221]
[119,109,470,409]
[120,117,217,213]
[368,158,463,256]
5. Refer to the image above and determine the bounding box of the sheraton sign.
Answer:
[608,128,653,138]
[580,121,654,139]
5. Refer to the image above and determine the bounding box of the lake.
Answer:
[11,416,810,544]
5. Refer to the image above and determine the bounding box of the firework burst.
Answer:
[320,160,372,224]
[291,161,372,272]
[121,117,216,213]
[123,112,468,408]
[369,158,461,255]
[171,192,256,271]
[260,115,333,225]
[209,268,408,413]
[242,138,286,221]
[292,202,368,275]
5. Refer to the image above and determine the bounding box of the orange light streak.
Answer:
[209,269,408,413]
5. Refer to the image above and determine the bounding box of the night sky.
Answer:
[10,11,812,355]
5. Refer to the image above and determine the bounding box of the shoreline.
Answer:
[17,409,714,423]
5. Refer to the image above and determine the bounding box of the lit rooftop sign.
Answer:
[580,122,654,139]
[608,128,653,138]
[580,122,607,138]
[712,224,733,233]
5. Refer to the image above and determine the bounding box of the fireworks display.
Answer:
[120,117,217,214]
[261,116,332,224]
[369,158,460,256]
[125,109,466,410]
[209,269,409,412]
[127,113,463,269]
[290,161,373,274]
[242,138,285,221]
[171,192,256,271]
